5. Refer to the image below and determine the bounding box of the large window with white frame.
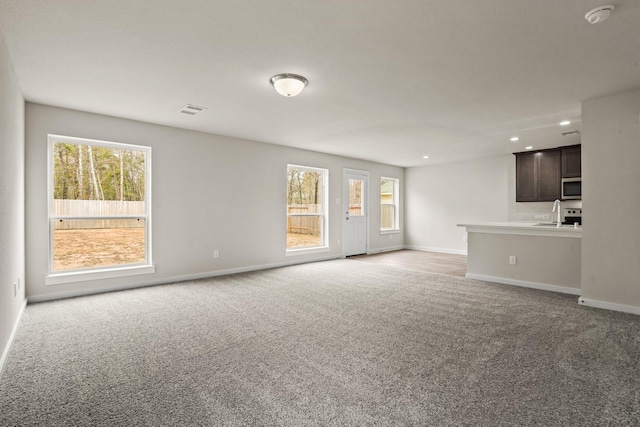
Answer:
[286,165,328,251]
[48,135,152,280]
[380,177,399,231]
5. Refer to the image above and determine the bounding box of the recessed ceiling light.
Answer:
[423,155,429,159]
[510,137,519,142]
[178,104,206,115]
[525,146,534,150]
[560,120,571,126]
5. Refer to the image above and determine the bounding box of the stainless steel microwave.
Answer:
[562,177,581,200]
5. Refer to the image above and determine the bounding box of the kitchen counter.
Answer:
[458,222,581,238]
[458,222,581,295]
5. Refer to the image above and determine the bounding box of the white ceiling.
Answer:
[1,1,639,167]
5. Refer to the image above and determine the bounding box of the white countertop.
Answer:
[457,222,582,238]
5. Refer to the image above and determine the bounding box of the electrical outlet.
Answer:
[509,256,517,265]
[213,250,219,259]
[389,234,393,240]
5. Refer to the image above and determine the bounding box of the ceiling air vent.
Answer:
[178,104,206,115]
[561,130,580,136]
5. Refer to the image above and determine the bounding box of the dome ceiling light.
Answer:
[585,5,615,24]
[270,73,308,97]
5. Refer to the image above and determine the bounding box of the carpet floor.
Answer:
[1,259,639,426]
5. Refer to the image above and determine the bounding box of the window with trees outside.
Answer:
[287,165,328,251]
[381,177,399,231]
[48,135,152,279]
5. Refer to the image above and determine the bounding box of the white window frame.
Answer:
[46,134,154,285]
[286,164,329,255]
[380,177,400,233]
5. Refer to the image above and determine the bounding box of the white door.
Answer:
[343,170,368,256]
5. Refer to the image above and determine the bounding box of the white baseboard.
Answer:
[404,245,467,256]
[367,245,404,255]
[27,255,342,303]
[578,297,640,315]
[466,273,581,296]
[0,298,27,380]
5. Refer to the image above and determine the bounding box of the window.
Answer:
[47,135,153,282]
[348,178,364,217]
[380,177,399,231]
[286,165,328,252]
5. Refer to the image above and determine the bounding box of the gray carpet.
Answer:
[1,260,639,426]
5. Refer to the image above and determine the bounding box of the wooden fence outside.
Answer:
[287,205,322,235]
[287,204,396,234]
[381,204,395,228]
[52,201,395,231]
[52,200,146,230]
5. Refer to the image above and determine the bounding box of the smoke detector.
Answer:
[585,5,615,24]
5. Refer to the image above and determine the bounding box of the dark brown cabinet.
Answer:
[561,145,581,178]
[515,149,561,202]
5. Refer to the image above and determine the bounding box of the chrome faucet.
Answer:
[552,199,562,226]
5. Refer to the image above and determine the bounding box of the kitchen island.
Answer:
[458,222,581,295]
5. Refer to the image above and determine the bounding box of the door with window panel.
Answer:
[343,171,368,256]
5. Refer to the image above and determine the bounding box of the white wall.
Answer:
[0,32,26,370]
[581,88,640,312]
[405,155,512,254]
[405,152,584,254]
[25,103,404,301]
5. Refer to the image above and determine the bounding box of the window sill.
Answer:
[285,246,330,256]
[46,264,156,286]
[380,229,401,235]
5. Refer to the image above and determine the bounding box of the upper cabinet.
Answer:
[561,145,581,178]
[515,144,581,202]
[515,149,561,202]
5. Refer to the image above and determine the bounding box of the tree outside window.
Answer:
[287,165,328,250]
[49,135,151,273]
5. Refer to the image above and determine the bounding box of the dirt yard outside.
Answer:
[54,229,322,271]
[287,232,321,248]
[53,228,145,271]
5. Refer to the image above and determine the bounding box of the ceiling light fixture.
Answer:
[510,137,519,142]
[560,120,571,126]
[270,73,308,97]
[585,5,615,24]
[423,155,429,159]
[525,146,534,150]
